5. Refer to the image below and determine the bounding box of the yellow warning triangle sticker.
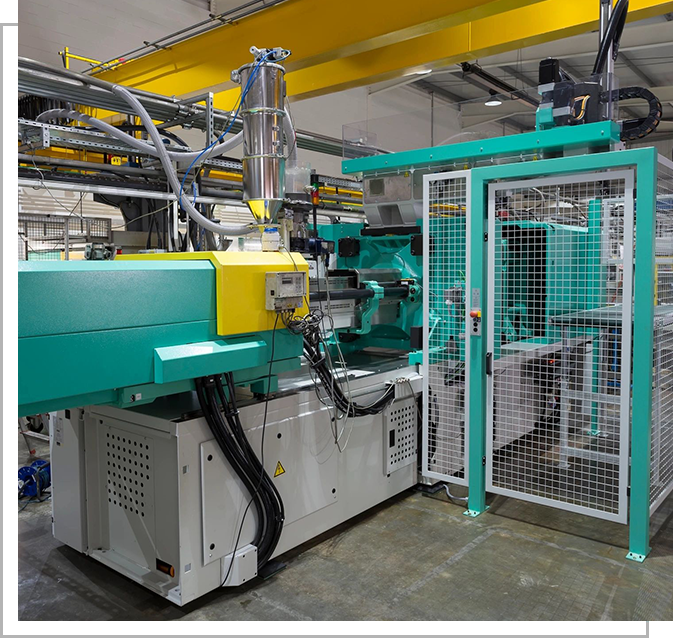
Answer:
[274,461,286,478]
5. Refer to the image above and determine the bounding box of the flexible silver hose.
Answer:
[444,483,468,503]
[112,85,254,236]
[35,109,243,163]
[36,88,253,237]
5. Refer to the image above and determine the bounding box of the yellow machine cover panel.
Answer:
[118,251,309,336]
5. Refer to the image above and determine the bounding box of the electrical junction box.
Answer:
[265,271,306,311]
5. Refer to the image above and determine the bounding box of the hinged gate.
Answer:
[485,170,634,523]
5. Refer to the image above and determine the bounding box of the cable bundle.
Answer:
[612,86,662,141]
[193,303,397,578]
[284,309,397,418]
[194,372,284,580]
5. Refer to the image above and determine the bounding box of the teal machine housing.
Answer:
[18,258,304,417]
[316,221,423,354]
[492,217,600,359]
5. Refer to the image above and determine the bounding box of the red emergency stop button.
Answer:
[470,310,481,318]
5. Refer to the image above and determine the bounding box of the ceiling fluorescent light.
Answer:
[485,90,502,107]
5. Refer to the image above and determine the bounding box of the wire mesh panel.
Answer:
[423,170,470,486]
[18,214,68,261]
[650,156,673,515]
[18,213,112,260]
[651,316,673,513]
[486,170,634,523]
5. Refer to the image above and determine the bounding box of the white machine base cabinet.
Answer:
[50,367,419,605]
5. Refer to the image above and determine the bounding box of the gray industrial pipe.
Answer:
[35,109,243,164]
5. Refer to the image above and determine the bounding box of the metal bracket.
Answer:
[209,13,233,25]
[350,280,383,335]
[626,550,649,563]
[18,125,50,153]
[463,505,489,518]
[206,92,214,145]
[143,40,168,51]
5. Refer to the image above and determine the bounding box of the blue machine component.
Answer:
[18,459,51,497]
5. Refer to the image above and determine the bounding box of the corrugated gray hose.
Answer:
[37,87,254,236]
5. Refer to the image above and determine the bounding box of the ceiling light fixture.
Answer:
[485,90,502,107]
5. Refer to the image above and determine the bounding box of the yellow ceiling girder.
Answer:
[98,0,673,110]
[97,0,546,96]
[269,0,673,101]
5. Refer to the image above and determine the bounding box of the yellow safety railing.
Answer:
[58,46,125,72]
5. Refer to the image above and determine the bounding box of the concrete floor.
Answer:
[17,435,673,621]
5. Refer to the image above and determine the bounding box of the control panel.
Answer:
[265,271,306,311]
[469,308,482,336]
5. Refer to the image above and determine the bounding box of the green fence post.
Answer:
[627,148,658,562]
[465,174,487,517]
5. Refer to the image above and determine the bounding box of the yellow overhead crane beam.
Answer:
[97,0,673,108]
[96,0,546,99]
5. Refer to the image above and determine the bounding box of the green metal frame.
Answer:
[341,123,658,559]
[342,121,621,176]
[344,122,657,559]
[465,147,657,561]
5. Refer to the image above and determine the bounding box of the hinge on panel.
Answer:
[482,456,486,466]
[484,232,489,242]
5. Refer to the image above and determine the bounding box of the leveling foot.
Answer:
[463,506,489,518]
[625,550,649,563]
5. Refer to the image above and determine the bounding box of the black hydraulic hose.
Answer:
[288,308,397,418]
[220,374,284,564]
[194,378,266,554]
[302,335,396,417]
[197,381,268,543]
[593,0,629,76]
[214,373,284,567]
[218,374,285,524]
[113,124,189,147]
[203,381,277,565]
[216,376,251,459]
[208,380,277,567]
[73,123,190,147]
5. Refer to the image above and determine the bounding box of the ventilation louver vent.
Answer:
[105,429,152,518]
[384,398,417,475]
